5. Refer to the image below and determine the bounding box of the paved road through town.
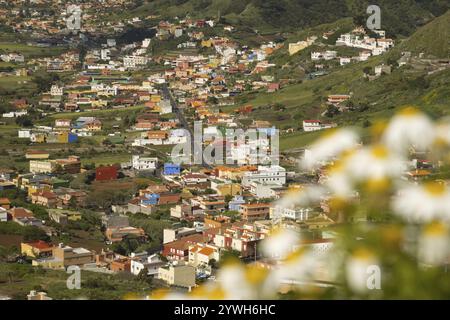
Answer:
[161,84,211,169]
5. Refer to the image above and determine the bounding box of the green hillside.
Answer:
[228,12,450,150]
[135,0,449,35]
[393,10,450,58]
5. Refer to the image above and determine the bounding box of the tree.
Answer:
[137,267,153,285]
[23,226,49,242]
[208,258,218,269]
[363,120,372,128]
[68,197,78,209]
[363,66,372,75]
[325,105,340,118]
[15,115,33,127]
[220,249,241,264]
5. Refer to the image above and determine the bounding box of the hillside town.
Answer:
[1,0,449,302]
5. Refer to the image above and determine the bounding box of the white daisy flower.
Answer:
[217,263,256,299]
[261,228,300,260]
[270,249,319,285]
[302,128,360,170]
[325,169,355,198]
[382,107,435,155]
[392,182,450,223]
[345,249,380,294]
[275,185,326,209]
[435,121,450,146]
[418,222,450,267]
[347,145,406,182]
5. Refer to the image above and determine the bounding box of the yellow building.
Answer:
[33,134,47,143]
[32,244,95,269]
[27,184,52,197]
[67,211,82,221]
[288,37,316,56]
[29,160,57,174]
[57,132,69,143]
[201,39,213,48]
[151,95,161,103]
[21,241,53,258]
[92,100,108,108]
[216,183,241,197]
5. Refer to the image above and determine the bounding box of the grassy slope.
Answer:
[134,0,449,35]
[235,12,450,150]
[393,10,450,58]
[0,263,155,300]
[0,42,67,59]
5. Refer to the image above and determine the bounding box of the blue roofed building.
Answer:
[141,193,160,206]
[163,163,181,176]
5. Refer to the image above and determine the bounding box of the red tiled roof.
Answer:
[26,240,53,250]
[0,198,11,205]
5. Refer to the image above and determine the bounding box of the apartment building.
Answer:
[32,244,95,269]
[241,165,286,187]
[157,262,196,288]
[239,203,271,222]
[132,155,158,171]
[29,160,56,174]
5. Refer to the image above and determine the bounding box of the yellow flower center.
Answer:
[285,248,307,263]
[424,221,448,236]
[398,106,420,117]
[434,136,448,147]
[370,120,387,137]
[327,161,345,174]
[366,178,390,192]
[382,225,403,244]
[371,145,389,159]
[329,196,350,211]
[209,287,226,300]
[123,293,143,300]
[424,182,446,197]
[320,128,338,139]
[352,248,375,261]
[149,289,170,300]
[245,266,268,284]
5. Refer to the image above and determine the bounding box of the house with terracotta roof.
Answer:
[21,240,54,258]
[25,150,50,160]
[110,257,132,272]
[54,187,87,208]
[182,173,209,190]
[327,94,351,105]
[188,243,220,267]
[31,190,58,208]
[9,207,34,220]
[54,156,81,174]
[85,119,102,131]
[0,197,11,210]
[162,233,208,260]
[105,226,147,243]
[147,130,168,145]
